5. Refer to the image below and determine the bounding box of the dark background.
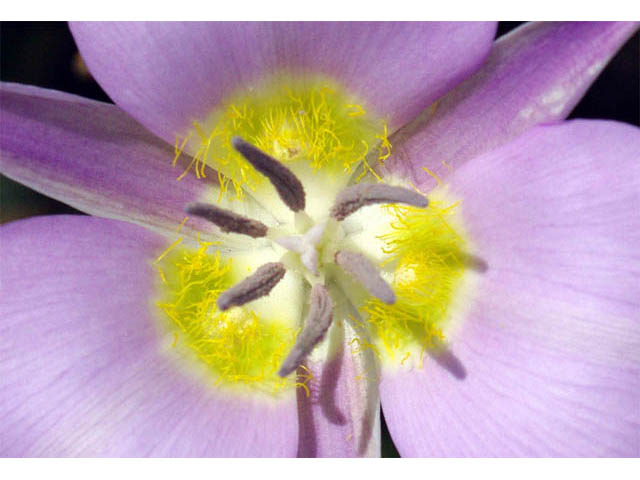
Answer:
[0,21,638,457]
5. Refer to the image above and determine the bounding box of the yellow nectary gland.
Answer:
[155,240,306,395]
[362,200,468,362]
[175,76,391,198]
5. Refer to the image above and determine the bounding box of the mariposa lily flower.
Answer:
[1,22,638,457]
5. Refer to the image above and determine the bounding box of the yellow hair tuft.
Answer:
[155,243,300,395]
[363,200,468,360]
[181,76,390,199]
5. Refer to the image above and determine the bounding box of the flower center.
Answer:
[155,77,480,396]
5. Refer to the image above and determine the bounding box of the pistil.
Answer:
[273,222,326,276]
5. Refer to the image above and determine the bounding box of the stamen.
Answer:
[185,202,268,238]
[217,262,286,311]
[459,253,489,273]
[278,284,333,377]
[330,184,428,221]
[335,250,396,304]
[232,136,306,212]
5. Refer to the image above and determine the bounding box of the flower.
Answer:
[1,21,638,457]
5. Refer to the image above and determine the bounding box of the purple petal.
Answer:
[0,215,298,457]
[0,83,219,240]
[297,323,380,457]
[387,21,638,188]
[69,22,496,145]
[381,120,640,456]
